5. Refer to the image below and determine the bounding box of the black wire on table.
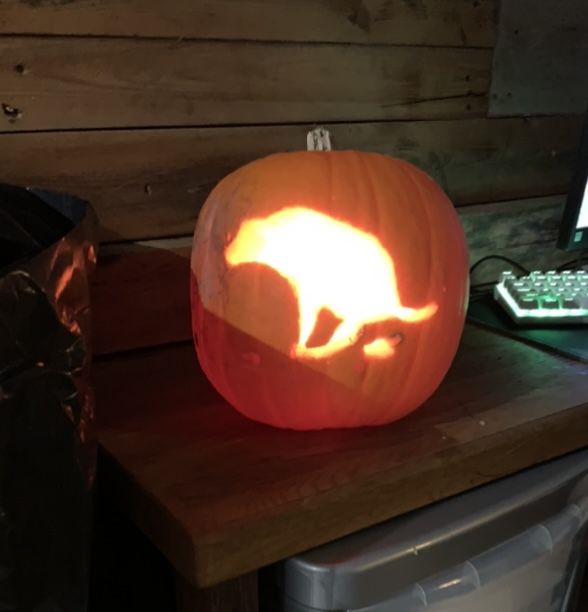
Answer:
[469,255,530,277]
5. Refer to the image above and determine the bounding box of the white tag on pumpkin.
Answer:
[307,127,332,151]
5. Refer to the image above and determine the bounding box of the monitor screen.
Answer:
[558,109,588,251]
[578,182,588,229]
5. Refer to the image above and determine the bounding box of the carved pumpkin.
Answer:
[191,149,468,430]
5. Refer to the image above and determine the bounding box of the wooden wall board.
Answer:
[1,116,580,242]
[91,195,570,355]
[0,0,498,47]
[0,37,490,132]
[490,0,588,116]
[464,194,574,283]
[92,238,192,356]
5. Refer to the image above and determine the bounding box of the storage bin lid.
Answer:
[280,448,588,610]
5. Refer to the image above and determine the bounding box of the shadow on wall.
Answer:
[92,238,192,356]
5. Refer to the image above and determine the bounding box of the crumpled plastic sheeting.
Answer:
[0,188,97,612]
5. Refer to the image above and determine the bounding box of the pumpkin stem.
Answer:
[307,126,332,152]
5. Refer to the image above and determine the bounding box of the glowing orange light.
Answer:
[225,207,437,360]
[363,336,402,359]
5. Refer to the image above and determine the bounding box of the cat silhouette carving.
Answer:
[225,207,438,359]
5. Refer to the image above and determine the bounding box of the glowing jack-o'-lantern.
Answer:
[191,135,469,430]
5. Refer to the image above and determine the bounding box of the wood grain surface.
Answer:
[92,239,192,355]
[464,194,574,283]
[490,0,588,116]
[0,0,497,47]
[1,116,580,242]
[94,327,588,586]
[90,195,571,355]
[0,37,490,132]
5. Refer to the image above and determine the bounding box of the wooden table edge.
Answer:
[98,394,588,588]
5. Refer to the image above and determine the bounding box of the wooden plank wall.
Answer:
[490,0,588,116]
[0,0,584,355]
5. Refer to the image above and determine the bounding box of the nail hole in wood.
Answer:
[2,103,22,122]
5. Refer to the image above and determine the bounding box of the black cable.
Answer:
[469,254,530,277]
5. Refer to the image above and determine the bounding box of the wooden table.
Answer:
[94,324,588,610]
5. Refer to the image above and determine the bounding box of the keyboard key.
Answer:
[519,297,539,309]
[515,292,532,306]
[563,297,580,309]
[540,297,559,309]
[500,271,515,282]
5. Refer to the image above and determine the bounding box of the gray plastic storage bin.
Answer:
[279,448,588,612]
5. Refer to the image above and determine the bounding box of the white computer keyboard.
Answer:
[494,270,588,325]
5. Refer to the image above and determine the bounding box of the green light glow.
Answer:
[495,283,588,319]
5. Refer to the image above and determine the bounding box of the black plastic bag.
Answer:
[0,185,97,612]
